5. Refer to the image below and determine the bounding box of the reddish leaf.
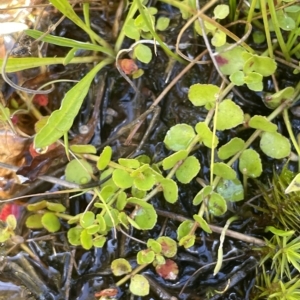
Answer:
[94,288,118,297]
[155,259,179,280]
[118,59,138,75]
[0,203,21,221]
[33,94,48,106]
[215,55,228,66]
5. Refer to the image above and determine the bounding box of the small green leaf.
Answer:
[70,144,97,154]
[0,229,11,243]
[67,214,82,225]
[68,227,83,246]
[193,185,212,205]
[178,234,195,248]
[97,146,112,170]
[164,124,195,151]
[111,258,132,276]
[116,192,127,210]
[218,137,245,160]
[216,44,247,75]
[156,17,170,31]
[133,168,156,191]
[195,122,219,148]
[244,72,263,91]
[112,169,133,189]
[160,178,178,203]
[26,214,43,229]
[213,162,236,180]
[217,178,244,202]
[46,202,66,213]
[208,192,227,216]
[175,156,200,184]
[229,71,245,86]
[211,29,226,47]
[124,19,140,40]
[239,149,262,178]
[130,274,149,296]
[127,198,157,230]
[260,132,291,159]
[137,250,155,264]
[157,236,177,257]
[216,99,244,130]
[147,239,162,253]
[27,200,47,211]
[162,150,188,170]
[80,211,95,228]
[213,4,229,19]
[249,115,277,132]
[134,44,152,63]
[80,229,93,250]
[177,220,194,241]
[99,185,115,202]
[86,224,100,235]
[263,87,294,109]
[188,84,220,109]
[93,236,106,248]
[285,173,300,193]
[41,212,61,232]
[65,159,93,184]
[243,53,277,76]
[118,158,140,169]
[193,214,212,233]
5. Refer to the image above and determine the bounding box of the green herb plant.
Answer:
[1,0,300,298]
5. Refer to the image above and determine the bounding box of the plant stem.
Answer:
[260,0,274,58]
[115,263,149,287]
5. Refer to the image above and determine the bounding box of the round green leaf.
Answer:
[112,169,133,189]
[188,84,219,108]
[157,236,177,257]
[244,72,263,91]
[80,211,95,228]
[65,159,93,184]
[147,239,162,253]
[124,19,140,40]
[239,149,262,178]
[6,215,17,230]
[162,150,188,170]
[97,146,112,170]
[127,198,157,230]
[218,137,245,160]
[264,87,294,109]
[249,115,277,132]
[208,192,227,216]
[178,234,195,248]
[70,144,96,154]
[156,17,170,31]
[118,158,140,169]
[116,192,127,210]
[130,274,149,296]
[27,200,47,211]
[211,29,226,47]
[260,132,291,159]
[193,214,212,233]
[229,71,245,86]
[80,229,93,250]
[193,185,212,205]
[86,224,100,235]
[195,122,219,148]
[26,214,43,229]
[243,53,277,76]
[213,4,229,19]
[177,220,194,241]
[164,124,195,151]
[134,44,152,63]
[46,202,66,213]
[216,178,244,202]
[160,178,178,204]
[137,250,155,264]
[41,212,61,232]
[175,156,200,184]
[216,99,244,130]
[68,227,83,246]
[111,258,132,276]
[93,236,106,248]
[213,162,236,180]
[133,168,156,191]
